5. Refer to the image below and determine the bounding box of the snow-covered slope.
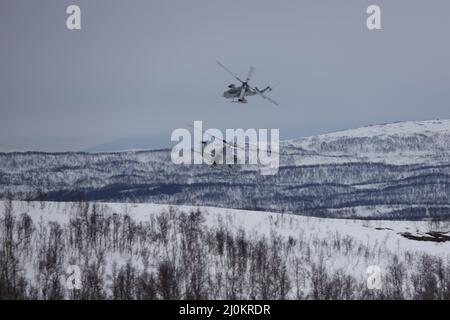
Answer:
[2,200,449,299]
[293,119,450,141]
[283,119,450,165]
[18,201,450,255]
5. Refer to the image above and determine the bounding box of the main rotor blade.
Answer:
[205,130,280,157]
[250,85,279,106]
[189,124,245,151]
[216,61,244,84]
[189,124,233,148]
[246,66,255,82]
[190,124,279,155]
[188,123,280,157]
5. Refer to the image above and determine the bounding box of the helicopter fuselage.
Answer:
[223,84,256,102]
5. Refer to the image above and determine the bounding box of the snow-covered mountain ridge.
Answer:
[291,119,450,141]
[0,119,449,219]
[282,119,450,166]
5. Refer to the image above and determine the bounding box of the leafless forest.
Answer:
[0,200,449,300]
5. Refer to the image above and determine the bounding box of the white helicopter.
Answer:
[217,61,278,106]
[188,124,279,172]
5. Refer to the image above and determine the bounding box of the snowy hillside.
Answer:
[293,119,450,140]
[283,119,450,166]
[0,119,449,219]
[1,200,449,299]
[18,201,450,255]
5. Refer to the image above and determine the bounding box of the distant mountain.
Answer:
[1,119,449,219]
[282,119,450,166]
[85,133,171,152]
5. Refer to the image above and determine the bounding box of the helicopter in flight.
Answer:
[217,61,278,106]
[189,123,279,174]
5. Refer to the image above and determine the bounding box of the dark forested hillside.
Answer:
[1,120,449,219]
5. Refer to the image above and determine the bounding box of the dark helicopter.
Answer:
[217,61,278,106]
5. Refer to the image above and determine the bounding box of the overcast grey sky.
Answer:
[0,0,449,151]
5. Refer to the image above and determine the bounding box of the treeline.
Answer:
[1,200,449,300]
[1,149,450,219]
